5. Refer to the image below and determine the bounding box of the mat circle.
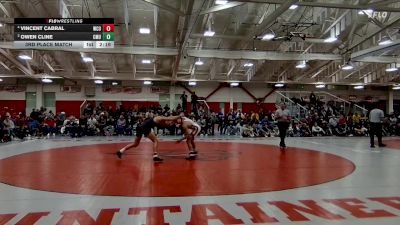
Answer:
[0,142,355,197]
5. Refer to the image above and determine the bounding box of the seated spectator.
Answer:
[116,115,126,135]
[312,123,325,136]
[44,116,57,136]
[3,113,15,140]
[299,122,311,137]
[87,114,99,136]
[353,123,368,136]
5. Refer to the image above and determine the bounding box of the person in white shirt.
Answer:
[312,123,325,136]
[176,116,201,160]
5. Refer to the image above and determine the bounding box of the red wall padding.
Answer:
[207,102,220,112]
[121,101,159,110]
[101,101,117,110]
[56,101,82,118]
[55,100,277,118]
[0,100,26,116]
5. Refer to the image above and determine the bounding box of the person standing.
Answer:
[191,92,198,115]
[180,91,188,112]
[275,103,291,149]
[369,104,386,148]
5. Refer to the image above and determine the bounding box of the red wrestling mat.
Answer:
[382,139,400,149]
[0,142,355,197]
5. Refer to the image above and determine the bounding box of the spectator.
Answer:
[309,92,317,105]
[3,113,15,139]
[191,92,198,115]
[312,123,325,136]
[180,91,187,112]
[116,115,127,135]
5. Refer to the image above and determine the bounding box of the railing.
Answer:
[321,91,368,115]
[276,91,368,116]
[79,99,87,117]
[275,91,308,119]
[197,99,210,115]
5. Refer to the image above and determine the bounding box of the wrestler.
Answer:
[116,115,182,162]
[176,116,201,160]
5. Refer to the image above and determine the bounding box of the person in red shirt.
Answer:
[44,116,57,136]
[338,114,347,126]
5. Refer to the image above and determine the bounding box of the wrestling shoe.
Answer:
[116,151,123,159]
[153,154,163,162]
[185,151,197,160]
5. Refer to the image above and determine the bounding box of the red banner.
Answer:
[151,86,169,94]
[0,85,26,92]
[103,86,122,94]
[61,85,81,93]
[123,87,142,94]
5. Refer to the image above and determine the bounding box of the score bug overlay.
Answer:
[14,18,115,49]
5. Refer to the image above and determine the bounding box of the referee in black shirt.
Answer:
[275,103,291,149]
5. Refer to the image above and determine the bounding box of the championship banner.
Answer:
[349,95,357,101]
[103,86,122,94]
[151,86,169,94]
[123,86,142,94]
[61,85,81,93]
[1,85,26,92]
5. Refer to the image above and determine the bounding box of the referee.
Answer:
[369,104,386,148]
[275,103,291,149]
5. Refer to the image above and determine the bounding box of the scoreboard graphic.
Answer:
[14,18,114,49]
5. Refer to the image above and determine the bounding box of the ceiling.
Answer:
[0,0,399,86]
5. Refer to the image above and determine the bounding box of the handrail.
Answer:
[79,99,87,116]
[277,90,368,112]
[275,91,308,111]
[320,91,368,112]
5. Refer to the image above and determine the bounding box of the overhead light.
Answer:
[262,33,275,40]
[324,36,337,43]
[188,81,197,86]
[354,85,364,90]
[94,80,103,84]
[112,82,118,86]
[393,85,400,90]
[378,36,393,46]
[315,83,326,89]
[195,59,204,66]
[0,78,2,82]
[386,68,398,72]
[18,55,32,60]
[275,83,285,88]
[341,62,354,70]
[386,63,398,72]
[204,30,215,37]
[296,60,307,69]
[142,59,152,64]
[215,0,228,4]
[230,82,239,87]
[139,28,150,34]
[41,78,53,83]
[289,5,298,10]
[143,80,152,85]
[358,9,373,15]
[0,23,3,27]
[244,63,253,67]
[82,56,93,63]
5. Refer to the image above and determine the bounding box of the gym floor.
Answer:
[0,136,399,225]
